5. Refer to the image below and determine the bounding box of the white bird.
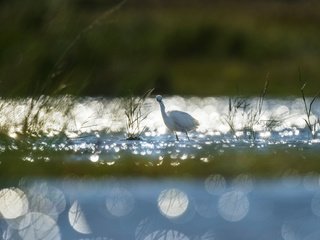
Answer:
[156,95,199,141]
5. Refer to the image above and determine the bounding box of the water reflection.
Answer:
[23,181,66,220]
[105,186,135,217]
[143,230,190,240]
[69,200,92,234]
[217,190,249,222]
[231,174,254,194]
[0,188,28,219]
[194,196,218,219]
[157,188,189,219]
[0,176,320,239]
[281,223,300,240]
[204,174,226,195]
[303,172,320,191]
[19,212,60,240]
[282,169,301,189]
[311,192,320,217]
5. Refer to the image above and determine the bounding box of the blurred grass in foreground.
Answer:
[1,148,320,179]
[1,0,320,97]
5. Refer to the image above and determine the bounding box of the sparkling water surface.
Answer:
[0,96,319,161]
[0,96,320,239]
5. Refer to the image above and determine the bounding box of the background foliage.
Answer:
[1,0,320,97]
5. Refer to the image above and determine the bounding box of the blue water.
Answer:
[2,178,320,240]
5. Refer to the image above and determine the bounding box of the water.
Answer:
[0,96,319,161]
[0,96,320,239]
[2,178,320,239]
[0,96,318,138]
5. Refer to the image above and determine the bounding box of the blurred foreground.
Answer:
[2,177,320,240]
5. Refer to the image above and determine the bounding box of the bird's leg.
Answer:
[185,131,190,140]
[175,132,179,141]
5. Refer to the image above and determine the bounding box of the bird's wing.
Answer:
[167,110,199,131]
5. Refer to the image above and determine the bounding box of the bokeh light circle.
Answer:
[204,174,226,195]
[106,187,135,217]
[19,212,60,240]
[0,188,28,219]
[231,174,254,193]
[68,200,92,235]
[157,188,189,219]
[218,190,249,222]
[143,230,190,240]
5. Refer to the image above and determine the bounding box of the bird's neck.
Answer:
[159,101,167,118]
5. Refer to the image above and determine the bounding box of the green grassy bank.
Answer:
[1,148,320,179]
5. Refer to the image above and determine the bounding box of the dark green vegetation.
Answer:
[1,146,320,179]
[1,0,320,97]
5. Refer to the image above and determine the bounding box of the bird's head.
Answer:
[156,95,163,103]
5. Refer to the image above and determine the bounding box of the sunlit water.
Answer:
[0,96,319,161]
[1,96,320,239]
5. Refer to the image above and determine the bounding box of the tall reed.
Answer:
[223,78,283,140]
[124,88,154,140]
[300,80,320,139]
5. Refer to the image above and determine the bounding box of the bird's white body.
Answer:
[156,95,199,140]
